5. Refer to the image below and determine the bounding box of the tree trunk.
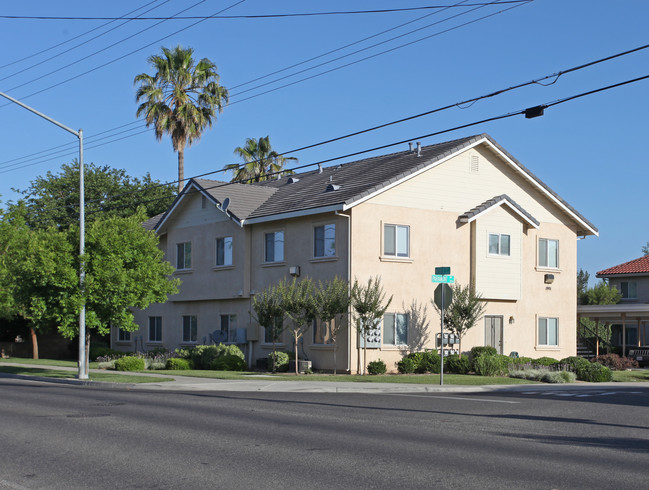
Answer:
[363,335,367,376]
[333,339,337,375]
[177,147,185,193]
[294,334,299,375]
[85,332,91,376]
[29,327,38,360]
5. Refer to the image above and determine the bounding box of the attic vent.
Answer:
[470,155,479,173]
[326,183,341,192]
[202,195,207,209]
[287,177,300,184]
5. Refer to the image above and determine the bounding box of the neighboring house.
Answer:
[115,133,598,372]
[578,255,649,355]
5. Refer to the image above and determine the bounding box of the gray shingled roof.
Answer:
[143,212,164,230]
[459,194,540,227]
[159,133,597,235]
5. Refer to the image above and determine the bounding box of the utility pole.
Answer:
[0,91,88,380]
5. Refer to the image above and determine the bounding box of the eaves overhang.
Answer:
[242,204,344,225]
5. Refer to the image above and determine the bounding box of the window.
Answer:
[384,224,409,257]
[620,281,637,299]
[117,329,131,342]
[265,231,284,262]
[538,238,559,268]
[148,316,162,342]
[176,242,192,270]
[313,319,335,345]
[216,237,233,266]
[264,315,284,343]
[314,224,336,257]
[220,314,237,343]
[488,233,510,256]
[182,315,197,343]
[383,313,408,345]
[538,317,558,346]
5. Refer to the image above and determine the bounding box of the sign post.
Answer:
[433,267,454,385]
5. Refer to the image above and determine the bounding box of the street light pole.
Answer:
[0,91,88,380]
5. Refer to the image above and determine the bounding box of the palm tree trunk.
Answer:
[29,327,38,360]
[177,147,185,193]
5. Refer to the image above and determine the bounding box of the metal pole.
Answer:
[440,286,444,386]
[0,90,87,380]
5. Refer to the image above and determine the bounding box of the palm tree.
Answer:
[224,136,296,183]
[134,45,228,193]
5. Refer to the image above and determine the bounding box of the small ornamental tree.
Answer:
[433,283,486,358]
[314,276,350,374]
[351,277,392,375]
[277,277,317,375]
[252,283,285,372]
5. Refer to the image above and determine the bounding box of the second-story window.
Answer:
[314,224,336,257]
[216,237,233,266]
[620,281,637,299]
[265,231,284,262]
[538,238,559,268]
[384,224,409,257]
[176,242,192,270]
[488,233,510,256]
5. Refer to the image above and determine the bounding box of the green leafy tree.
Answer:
[277,277,317,375]
[0,206,78,359]
[642,242,649,255]
[314,276,349,374]
[9,161,175,230]
[134,45,228,193]
[59,210,180,374]
[351,277,392,375]
[580,280,621,355]
[433,283,486,358]
[577,269,590,304]
[224,136,296,183]
[252,284,285,372]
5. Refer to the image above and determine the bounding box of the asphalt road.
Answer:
[1,379,648,489]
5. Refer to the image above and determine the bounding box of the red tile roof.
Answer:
[597,255,649,276]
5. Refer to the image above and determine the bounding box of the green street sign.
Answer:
[431,274,455,283]
[435,266,451,275]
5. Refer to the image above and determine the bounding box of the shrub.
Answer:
[532,356,559,367]
[114,356,145,371]
[578,363,613,382]
[397,357,416,374]
[474,354,509,376]
[91,346,128,361]
[367,359,387,375]
[470,346,497,360]
[211,354,247,371]
[166,358,192,370]
[268,351,289,372]
[592,353,638,371]
[445,354,471,374]
[540,371,576,383]
[421,351,441,374]
[559,356,591,374]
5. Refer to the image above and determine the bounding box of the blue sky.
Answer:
[0,0,647,282]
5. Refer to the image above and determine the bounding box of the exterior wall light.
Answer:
[544,274,555,284]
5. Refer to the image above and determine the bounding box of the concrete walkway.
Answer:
[1,361,647,394]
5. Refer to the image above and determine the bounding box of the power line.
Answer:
[0,3,536,21]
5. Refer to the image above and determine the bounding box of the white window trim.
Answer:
[487,232,511,258]
[536,316,559,348]
[382,312,408,346]
[538,237,560,270]
[382,223,411,259]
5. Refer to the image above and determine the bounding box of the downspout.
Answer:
[335,210,351,373]
[248,222,254,369]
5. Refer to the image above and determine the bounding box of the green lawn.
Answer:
[0,358,99,369]
[611,370,649,382]
[0,365,173,383]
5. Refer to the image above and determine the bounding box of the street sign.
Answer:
[433,283,453,309]
[431,274,455,283]
[435,266,451,275]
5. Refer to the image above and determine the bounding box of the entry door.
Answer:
[485,316,504,354]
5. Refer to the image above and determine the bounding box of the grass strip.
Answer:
[0,365,173,383]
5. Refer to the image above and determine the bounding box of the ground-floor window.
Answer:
[538,317,558,346]
[383,313,408,345]
[149,316,162,342]
[182,315,197,343]
[220,314,238,343]
[313,319,335,345]
[264,315,284,344]
[118,329,131,342]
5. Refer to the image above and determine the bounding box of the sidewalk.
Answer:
[1,362,647,394]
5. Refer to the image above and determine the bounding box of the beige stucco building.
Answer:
[114,134,598,372]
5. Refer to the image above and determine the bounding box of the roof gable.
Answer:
[459,194,540,228]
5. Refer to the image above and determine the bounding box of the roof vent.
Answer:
[409,142,414,153]
[287,177,300,184]
[470,155,479,173]
[417,142,422,157]
[318,163,323,174]
[326,183,341,192]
